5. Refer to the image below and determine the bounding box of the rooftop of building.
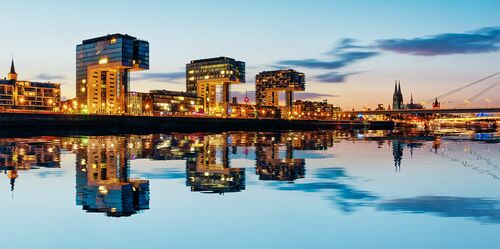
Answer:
[189,56,243,64]
[149,90,199,98]
[256,69,304,75]
[0,78,60,87]
[81,33,147,45]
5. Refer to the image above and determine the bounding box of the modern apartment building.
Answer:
[186,57,245,116]
[0,60,60,111]
[76,34,149,114]
[255,69,305,114]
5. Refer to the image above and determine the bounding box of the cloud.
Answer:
[378,196,500,223]
[134,72,185,83]
[327,38,368,53]
[376,26,500,56]
[272,26,500,84]
[315,71,359,83]
[34,73,66,81]
[294,92,339,99]
[276,39,377,83]
[277,51,378,70]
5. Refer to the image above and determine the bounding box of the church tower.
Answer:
[392,80,404,110]
[7,59,17,81]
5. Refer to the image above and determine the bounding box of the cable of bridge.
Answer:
[426,70,500,103]
[454,80,500,109]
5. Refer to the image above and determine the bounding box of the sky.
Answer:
[0,0,499,109]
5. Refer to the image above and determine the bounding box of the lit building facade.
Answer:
[0,60,60,111]
[255,69,305,116]
[145,90,203,116]
[127,91,148,115]
[186,57,245,116]
[76,34,149,114]
[292,100,335,119]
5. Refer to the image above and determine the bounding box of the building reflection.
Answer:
[65,137,150,217]
[0,138,60,192]
[186,134,245,194]
[0,131,353,215]
[255,133,305,182]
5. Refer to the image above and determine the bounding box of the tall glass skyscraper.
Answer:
[76,34,149,114]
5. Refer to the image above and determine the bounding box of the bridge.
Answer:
[344,70,500,116]
[339,108,500,116]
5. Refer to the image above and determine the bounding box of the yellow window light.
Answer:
[98,58,108,64]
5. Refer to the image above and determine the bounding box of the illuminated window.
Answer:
[98,58,108,64]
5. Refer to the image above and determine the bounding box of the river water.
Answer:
[0,129,499,249]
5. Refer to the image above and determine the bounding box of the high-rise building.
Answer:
[186,57,245,116]
[255,69,305,116]
[0,59,60,111]
[76,34,149,114]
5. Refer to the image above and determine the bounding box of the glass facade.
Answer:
[146,90,203,116]
[255,69,305,107]
[186,57,245,116]
[186,57,245,95]
[76,34,149,114]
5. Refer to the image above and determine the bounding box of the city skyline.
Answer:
[0,0,499,109]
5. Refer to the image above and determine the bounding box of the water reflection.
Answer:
[0,129,498,221]
[0,138,61,192]
[378,196,500,223]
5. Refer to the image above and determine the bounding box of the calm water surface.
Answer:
[0,130,499,249]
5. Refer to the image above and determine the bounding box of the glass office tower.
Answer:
[76,34,149,114]
[186,57,245,116]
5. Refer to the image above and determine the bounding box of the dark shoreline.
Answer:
[0,112,394,137]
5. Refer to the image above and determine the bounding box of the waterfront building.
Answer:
[76,34,149,114]
[186,57,245,116]
[229,100,280,118]
[255,69,305,117]
[127,91,149,115]
[292,100,334,119]
[392,80,404,110]
[0,60,60,111]
[145,90,204,116]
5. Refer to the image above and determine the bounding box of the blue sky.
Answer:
[0,0,499,109]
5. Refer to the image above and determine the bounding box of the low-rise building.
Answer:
[145,90,203,116]
[292,100,335,119]
[0,60,60,112]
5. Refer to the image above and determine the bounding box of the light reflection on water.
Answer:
[0,129,499,249]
